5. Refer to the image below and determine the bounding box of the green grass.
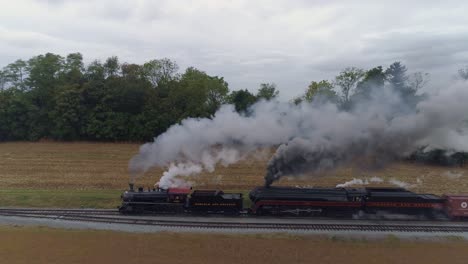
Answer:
[0,189,122,209]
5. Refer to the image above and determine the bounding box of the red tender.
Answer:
[443,194,468,219]
[168,188,191,194]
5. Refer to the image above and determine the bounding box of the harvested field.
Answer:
[0,142,467,195]
[1,225,468,264]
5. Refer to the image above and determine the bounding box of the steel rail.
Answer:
[0,208,119,215]
[1,210,468,233]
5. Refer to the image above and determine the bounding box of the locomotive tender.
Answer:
[119,184,468,220]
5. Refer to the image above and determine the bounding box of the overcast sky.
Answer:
[1,0,468,98]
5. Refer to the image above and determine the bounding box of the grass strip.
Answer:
[0,189,122,209]
[0,189,252,209]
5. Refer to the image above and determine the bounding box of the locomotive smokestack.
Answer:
[264,177,273,188]
[129,183,134,192]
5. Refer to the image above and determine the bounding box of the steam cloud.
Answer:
[129,81,468,188]
[335,177,421,189]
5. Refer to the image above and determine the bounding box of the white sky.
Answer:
[1,0,468,99]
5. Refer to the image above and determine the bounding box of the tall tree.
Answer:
[385,62,422,107]
[85,60,105,81]
[3,59,27,90]
[353,66,386,101]
[169,67,229,119]
[292,96,304,105]
[51,84,84,140]
[385,62,408,92]
[257,83,279,101]
[408,72,430,91]
[0,70,7,90]
[121,63,144,81]
[104,56,120,78]
[26,53,65,138]
[0,89,39,140]
[142,58,179,88]
[304,80,337,103]
[227,89,257,113]
[26,53,64,91]
[334,67,364,108]
[63,53,84,84]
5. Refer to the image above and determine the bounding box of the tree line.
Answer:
[0,52,466,145]
[0,53,279,141]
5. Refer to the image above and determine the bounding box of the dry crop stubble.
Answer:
[0,142,467,195]
[1,226,468,264]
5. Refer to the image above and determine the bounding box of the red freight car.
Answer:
[443,194,468,219]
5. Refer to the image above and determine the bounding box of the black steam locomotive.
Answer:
[119,184,468,220]
[119,184,243,214]
[249,186,445,218]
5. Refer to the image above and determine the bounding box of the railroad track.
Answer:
[0,208,119,215]
[1,209,468,233]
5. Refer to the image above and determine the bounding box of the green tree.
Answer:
[385,62,422,107]
[353,66,386,101]
[334,67,364,108]
[385,62,408,93]
[85,60,106,81]
[0,90,39,140]
[51,84,84,140]
[304,80,337,102]
[121,63,144,81]
[257,83,279,101]
[227,89,257,113]
[104,56,120,78]
[83,73,152,140]
[26,53,66,138]
[63,53,84,84]
[26,53,64,91]
[291,96,303,105]
[169,67,229,119]
[3,59,27,90]
[142,58,179,88]
[0,70,8,90]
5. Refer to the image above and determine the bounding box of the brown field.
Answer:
[1,143,468,263]
[0,225,467,264]
[1,142,467,195]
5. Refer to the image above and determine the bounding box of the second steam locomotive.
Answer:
[119,184,468,220]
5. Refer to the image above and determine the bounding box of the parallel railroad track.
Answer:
[1,209,468,233]
[0,208,119,215]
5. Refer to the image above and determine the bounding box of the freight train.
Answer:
[119,184,468,220]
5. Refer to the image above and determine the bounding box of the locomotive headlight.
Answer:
[122,191,134,202]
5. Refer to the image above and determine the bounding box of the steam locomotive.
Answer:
[119,184,243,214]
[119,184,468,220]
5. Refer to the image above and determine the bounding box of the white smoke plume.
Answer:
[335,177,421,189]
[264,82,468,186]
[442,170,464,179]
[388,178,418,189]
[156,162,202,188]
[336,177,384,188]
[129,81,468,189]
[336,178,368,188]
